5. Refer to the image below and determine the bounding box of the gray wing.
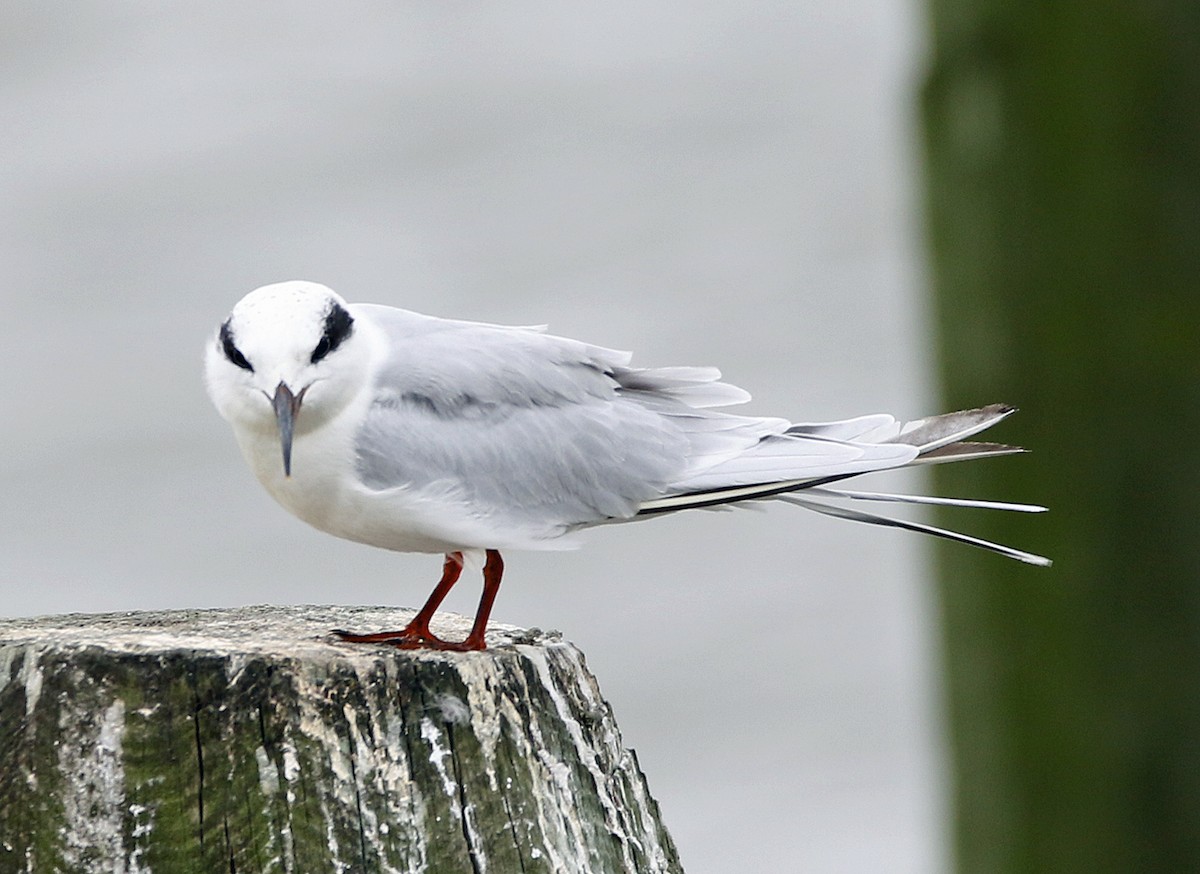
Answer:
[351,305,692,534]
[351,304,923,540]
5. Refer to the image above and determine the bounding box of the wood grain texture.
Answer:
[0,606,681,874]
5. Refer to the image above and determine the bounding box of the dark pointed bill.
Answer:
[271,382,303,476]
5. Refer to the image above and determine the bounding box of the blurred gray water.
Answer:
[0,4,944,872]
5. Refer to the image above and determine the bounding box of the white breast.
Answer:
[231,391,570,556]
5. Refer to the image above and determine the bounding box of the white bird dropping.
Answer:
[205,280,1049,651]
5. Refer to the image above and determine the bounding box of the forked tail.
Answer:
[637,404,1051,566]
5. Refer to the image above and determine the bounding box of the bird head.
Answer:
[204,280,368,476]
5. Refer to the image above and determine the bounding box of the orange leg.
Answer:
[436,549,504,652]
[333,549,504,651]
[333,552,464,646]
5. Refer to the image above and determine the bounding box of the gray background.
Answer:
[1,3,943,871]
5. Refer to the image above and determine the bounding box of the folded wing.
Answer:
[352,305,1047,562]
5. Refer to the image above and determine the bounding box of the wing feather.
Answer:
[353,306,689,535]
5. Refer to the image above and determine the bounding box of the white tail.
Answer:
[637,404,1050,566]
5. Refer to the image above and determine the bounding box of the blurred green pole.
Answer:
[921,2,1200,872]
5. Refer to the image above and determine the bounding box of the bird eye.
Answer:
[311,335,331,363]
[311,301,354,364]
[220,321,254,372]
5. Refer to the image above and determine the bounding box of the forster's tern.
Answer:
[205,280,1048,650]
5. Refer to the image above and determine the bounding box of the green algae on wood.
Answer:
[0,605,681,874]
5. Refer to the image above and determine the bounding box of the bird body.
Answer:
[206,280,1048,649]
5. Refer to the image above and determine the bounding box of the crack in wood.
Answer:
[344,714,371,870]
[192,689,206,854]
[223,815,236,873]
[445,723,484,874]
[500,787,531,874]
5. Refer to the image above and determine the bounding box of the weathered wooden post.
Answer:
[0,605,681,873]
